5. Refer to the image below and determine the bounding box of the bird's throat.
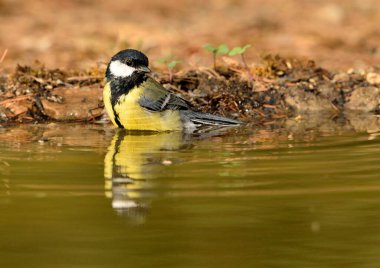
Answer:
[110,74,147,108]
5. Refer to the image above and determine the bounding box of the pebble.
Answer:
[366,72,380,85]
[333,73,349,83]
[162,160,172,166]
[38,138,49,144]
[346,86,380,112]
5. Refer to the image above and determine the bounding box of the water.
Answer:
[1,123,380,267]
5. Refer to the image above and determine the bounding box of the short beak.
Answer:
[137,66,151,73]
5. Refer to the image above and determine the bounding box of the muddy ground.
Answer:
[0,0,379,129]
[1,56,380,129]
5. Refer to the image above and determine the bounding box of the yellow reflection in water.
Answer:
[104,130,186,221]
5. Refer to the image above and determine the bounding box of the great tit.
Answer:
[104,49,241,132]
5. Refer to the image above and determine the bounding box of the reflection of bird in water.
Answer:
[104,129,187,223]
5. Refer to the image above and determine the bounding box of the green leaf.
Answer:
[228,47,242,56]
[216,44,229,55]
[228,44,252,56]
[168,60,181,70]
[203,44,217,53]
[242,44,251,51]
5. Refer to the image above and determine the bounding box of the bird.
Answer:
[103,49,242,132]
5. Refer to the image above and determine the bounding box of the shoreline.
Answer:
[1,54,379,127]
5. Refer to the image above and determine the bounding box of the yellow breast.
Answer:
[103,82,183,131]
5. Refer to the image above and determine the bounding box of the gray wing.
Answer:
[138,77,192,112]
[138,77,242,127]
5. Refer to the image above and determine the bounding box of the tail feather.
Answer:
[181,110,242,127]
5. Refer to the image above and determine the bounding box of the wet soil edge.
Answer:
[0,54,380,127]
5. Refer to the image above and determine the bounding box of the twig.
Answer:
[241,54,254,83]
[88,107,104,121]
[0,49,8,64]
[66,76,103,82]
[0,95,33,106]
[168,69,173,83]
[198,66,223,79]
[34,94,47,116]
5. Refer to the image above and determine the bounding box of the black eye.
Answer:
[125,59,132,65]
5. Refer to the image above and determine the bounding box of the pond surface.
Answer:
[1,123,380,268]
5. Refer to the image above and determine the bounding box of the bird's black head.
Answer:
[105,49,150,81]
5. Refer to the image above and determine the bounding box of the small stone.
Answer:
[38,138,48,144]
[346,87,380,112]
[309,78,317,84]
[294,115,303,121]
[333,72,349,83]
[318,82,338,100]
[284,87,336,114]
[162,160,172,166]
[358,69,366,75]
[366,72,380,85]
[347,68,355,74]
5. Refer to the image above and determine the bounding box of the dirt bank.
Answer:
[0,54,379,128]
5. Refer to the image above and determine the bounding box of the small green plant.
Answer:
[156,57,181,82]
[167,60,180,70]
[203,44,229,69]
[229,44,253,81]
[228,44,251,57]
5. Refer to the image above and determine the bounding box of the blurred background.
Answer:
[0,0,379,71]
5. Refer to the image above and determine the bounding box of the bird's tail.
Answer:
[180,110,242,127]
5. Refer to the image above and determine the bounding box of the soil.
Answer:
[0,0,379,128]
[1,56,380,127]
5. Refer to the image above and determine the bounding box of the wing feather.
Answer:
[138,77,192,112]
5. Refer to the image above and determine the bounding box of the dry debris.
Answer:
[0,62,103,123]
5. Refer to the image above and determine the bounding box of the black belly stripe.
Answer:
[112,107,124,128]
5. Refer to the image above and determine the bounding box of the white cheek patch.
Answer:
[109,60,136,77]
